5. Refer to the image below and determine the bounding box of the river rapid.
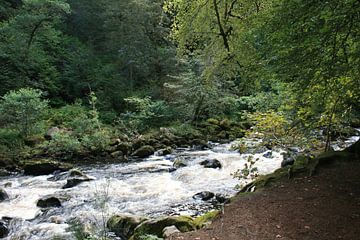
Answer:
[0,133,359,240]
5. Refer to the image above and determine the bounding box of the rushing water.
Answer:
[0,132,359,240]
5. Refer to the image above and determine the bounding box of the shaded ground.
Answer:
[172,160,360,240]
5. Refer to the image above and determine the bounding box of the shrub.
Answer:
[46,132,81,155]
[0,88,48,137]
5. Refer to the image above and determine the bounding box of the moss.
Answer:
[193,210,221,228]
[21,159,73,176]
[107,215,148,239]
[131,216,196,240]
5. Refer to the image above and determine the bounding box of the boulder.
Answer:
[116,142,132,156]
[215,193,229,204]
[200,159,222,169]
[131,216,197,239]
[110,151,124,159]
[162,225,180,238]
[62,177,93,189]
[37,196,62,208]
[191,139,210,150]
[193,191,215,201]
[132,145,155,158]
[107,214,148,239]
[173,158,187,168]
[0,222,9,238]
[44,127,60,140]
[281,152,296,167]
[0,188,9,202]
[263,151,273,158]
[62,169,94,189]
[22,159,73,176]
[156,147,173,156]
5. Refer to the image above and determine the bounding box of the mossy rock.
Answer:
[22,159,73,176]
[107,215,148,239]
[130,216,197,240]
[193,210,221,228]
[132,145,155,158]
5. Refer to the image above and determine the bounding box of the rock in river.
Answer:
[193,191,215,201]
[132,145,155,158]
[22,159,73,176]
[200,159,222,169]
[37,196,62,208]
[0,188,9,202]
[0,221,9,238]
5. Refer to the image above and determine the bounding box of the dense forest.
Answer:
[1,0,359,160]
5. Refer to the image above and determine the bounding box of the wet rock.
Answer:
[193,191,215,201]
[200,159,222,169]
[162,225,180,238]
[37,196,62,208]
[107,214,148,239]
[116,142,132,156]
[44,127,60,140]
[288,147,301,153]
[62,177,93,189]
[168,167,177,173]
[132,216,197,239]
[48,216,65,224]
[263,151,273,158]
[215,193,229,204]
[0,221,9,238]
[132,145,155,158]
[281,152,296,167]
[173,158,187,168]
[156,147,173,156]
[110,151,124,159]
[62,170,94,189]
[191,139,210,150]
[22,159,73,176]
[0,188,9,202]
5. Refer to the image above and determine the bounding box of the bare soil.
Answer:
[172,161,360,240]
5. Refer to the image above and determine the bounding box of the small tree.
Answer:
[0,88,48,137]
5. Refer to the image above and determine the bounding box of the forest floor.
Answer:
[172,160,360,240]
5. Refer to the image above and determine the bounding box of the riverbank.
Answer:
[172,141,360,240]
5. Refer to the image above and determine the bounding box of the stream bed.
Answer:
[0,133,359,240]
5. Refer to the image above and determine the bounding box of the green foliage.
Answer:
[138,235,163,240]
[0,88,48,137]
[47,132,81,155]
[232,156,259,181]
[121,96,173,131]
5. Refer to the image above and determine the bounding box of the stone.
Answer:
[215,193,229,204]
[48,216,65,224]
[107,215,148,239]
[0,222,9,238]
[193,191,215,201]
[131,216,197,239]
[111,151,124,159]
[173,158,187,168]
[22,159,73,176]
[62,177,93,189]
[44,127,60,140]
[116,142,132,156]
[37,196,62,208]
[162,225,180,238]
[263,151,273,158]
[200,159,222,169]
[132,145,155,158]
[0,188,9,202]
[156,147,173,156]
[281,152,296,167]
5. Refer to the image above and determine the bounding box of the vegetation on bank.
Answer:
[1,0,358,169]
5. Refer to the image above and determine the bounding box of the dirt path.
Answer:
[172,161,360,240]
